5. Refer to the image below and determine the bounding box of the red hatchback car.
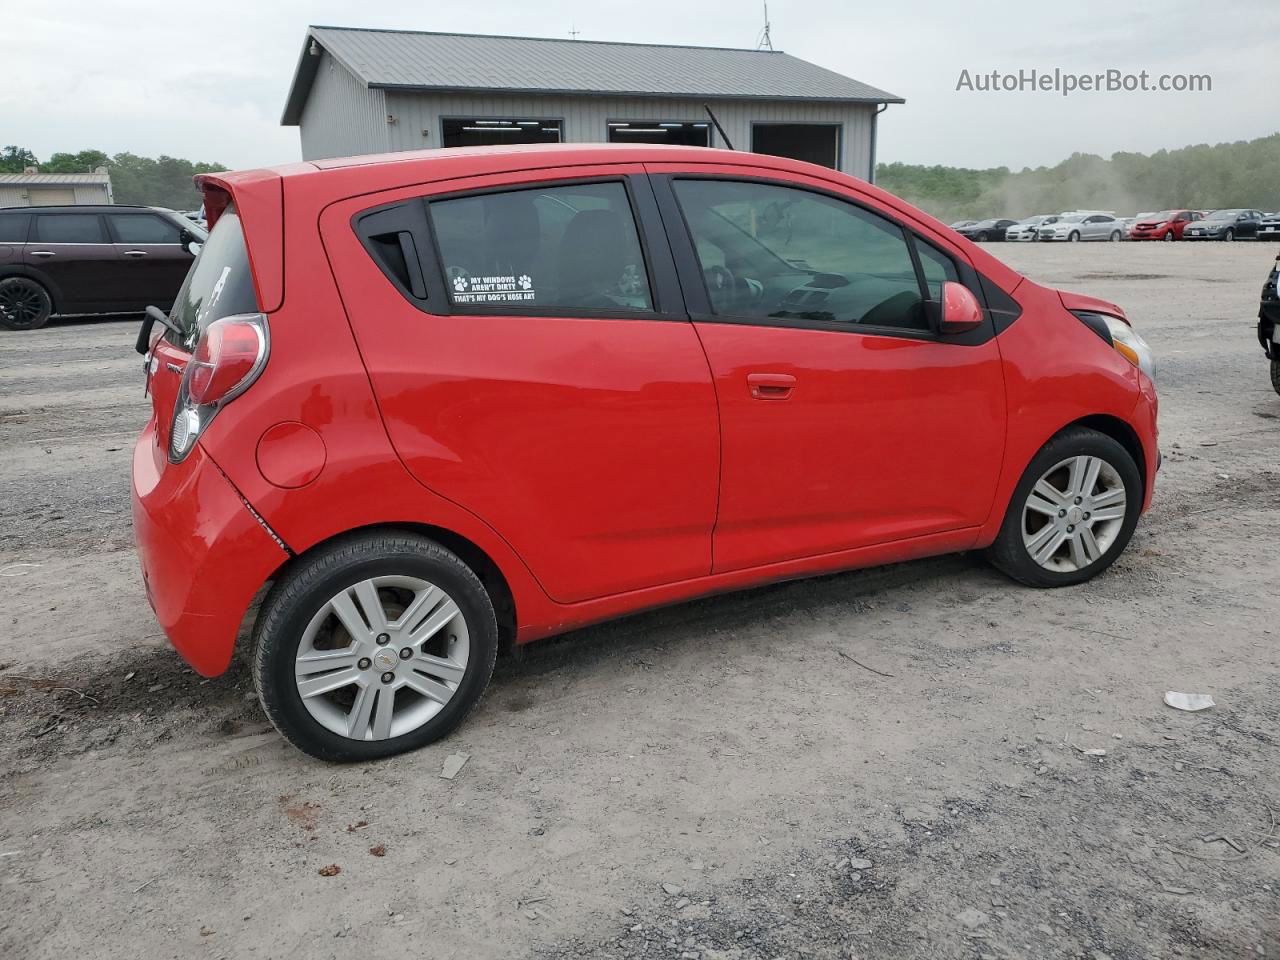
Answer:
[1128,209,1201,241]
[132,144,1159,761]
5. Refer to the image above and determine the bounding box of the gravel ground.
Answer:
[1,241,1278,960]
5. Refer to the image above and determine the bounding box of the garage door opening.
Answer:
[606,121,710,146]
[441,118,561,148]
[751,124,840,170]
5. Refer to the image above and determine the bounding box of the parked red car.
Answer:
[132,144,1159,761]
[1128,209,1201,241]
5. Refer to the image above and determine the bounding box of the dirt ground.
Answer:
[2,241,1278,960]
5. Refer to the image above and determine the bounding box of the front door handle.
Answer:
[746,372,796,400]
[30,250,55,258]
[123,250,149,257]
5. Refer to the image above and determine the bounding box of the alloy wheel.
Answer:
[1021,455,1127,572]
[293,575,470,741]
[0,280,47,329]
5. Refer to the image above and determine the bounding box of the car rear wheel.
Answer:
[0,277,53,331]
[1068,231,1081,242]
[987,428,1142,588]
[1110,230,1122,242]
[252,531,498,761]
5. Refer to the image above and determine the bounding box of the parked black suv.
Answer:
[0,205,204,331]
[1259,253,1280,395]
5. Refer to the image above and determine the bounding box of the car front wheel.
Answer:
[1224,229,1234,242]
[252,531,498,761]
[0,277,53,331]
[1068,231,1081,242]
[987,428,1142,588]
[1163,231,1174,241]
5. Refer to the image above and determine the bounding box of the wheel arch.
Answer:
[0,267,61,312]
[1067,413,1147,496]
[258,522,518,654]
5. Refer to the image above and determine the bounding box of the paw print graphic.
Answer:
[452,275,468,293]
[518,274,532,290]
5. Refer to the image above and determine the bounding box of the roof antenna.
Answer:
[756,1,774,50]
[568,24,581,39]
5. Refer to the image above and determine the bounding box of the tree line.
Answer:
[1,146,226,211]
[876,132,1280,221]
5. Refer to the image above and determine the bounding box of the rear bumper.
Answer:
[131,424,288,676]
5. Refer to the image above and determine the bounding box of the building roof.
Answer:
[282,26,904,125]
[0,172,112,185]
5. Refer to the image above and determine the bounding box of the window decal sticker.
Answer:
[449,273,537,304]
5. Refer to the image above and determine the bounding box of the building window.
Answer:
[751,123,841,170]
[441,118,561,148]
[606,121,710,147]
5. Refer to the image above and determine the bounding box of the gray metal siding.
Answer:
[382,91,877,179]
[0,184,111,207]
[299,51,389,160]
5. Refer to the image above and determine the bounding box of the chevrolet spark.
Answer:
[132,144,1159,761]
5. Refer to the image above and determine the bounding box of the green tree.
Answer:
[0,145,38,173]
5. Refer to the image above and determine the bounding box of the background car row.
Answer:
[950,209,1279,242]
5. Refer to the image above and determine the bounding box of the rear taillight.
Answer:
[169,313,269,462]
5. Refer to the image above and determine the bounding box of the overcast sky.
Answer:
[4,0,1276,171]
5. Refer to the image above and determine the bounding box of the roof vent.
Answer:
[22,166,38,174]
[309,39,320,56]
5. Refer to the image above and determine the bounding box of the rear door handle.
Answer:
[123,250,148,257]
[30,250,55,258]
[746,372,796,399]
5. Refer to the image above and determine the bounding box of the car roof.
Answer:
[0,204,172,214]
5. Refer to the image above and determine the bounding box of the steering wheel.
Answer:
[703,264,763,313]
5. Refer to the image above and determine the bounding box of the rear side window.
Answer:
[109,213,182,244]
[34,213,105,244]
[166,206,259,350]
[0,211,30,243]
[429,181,653,313]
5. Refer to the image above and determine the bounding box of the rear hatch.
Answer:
[144,204,261,455]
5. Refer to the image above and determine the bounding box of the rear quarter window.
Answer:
[166,206,259,350]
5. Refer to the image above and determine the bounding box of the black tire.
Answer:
[1224,229,1234,242]
[0,277,53,331]
[1271,358,1280,397]
[1068,231,1081,243]
[1163,231,1174,241]
[1110,230,1122,242]
[252,531,498,762]
[987,427,1143,588]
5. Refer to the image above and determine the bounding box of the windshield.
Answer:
[166,205,259,351]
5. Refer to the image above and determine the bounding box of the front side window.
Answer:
[34,214,105,244]
[110,213,182,244]
[429,181,653,313]
[672,179,928,330]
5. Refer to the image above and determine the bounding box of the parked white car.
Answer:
[1037,213,1125,242]
[1006,215,1055,241]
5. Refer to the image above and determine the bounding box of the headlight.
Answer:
[1074,310,1155,382]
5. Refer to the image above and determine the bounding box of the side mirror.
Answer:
[939,281,983,334]
[179,229,202,256]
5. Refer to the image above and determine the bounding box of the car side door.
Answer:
[105,211,196,310]
[319,166,720,604]
[23,211,121,312]
[647,166,1007,573]
[1239,211,1262,238]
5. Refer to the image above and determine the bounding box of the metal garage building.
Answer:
[0,170,113,207]
[282,27,903,181]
